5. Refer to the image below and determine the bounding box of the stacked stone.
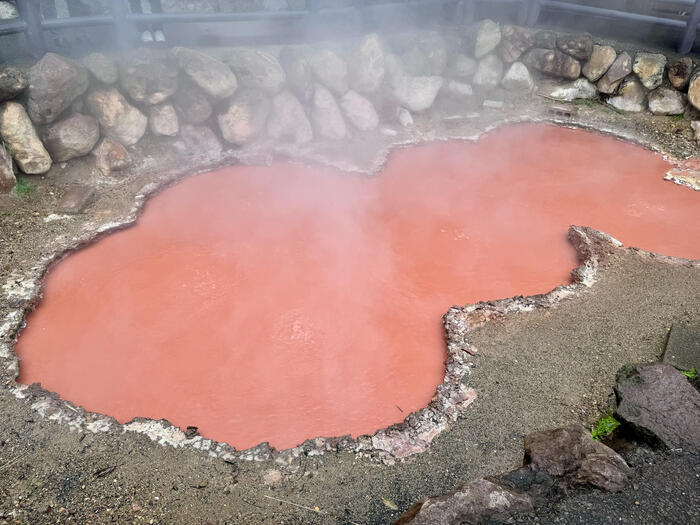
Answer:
[1,21,699,195]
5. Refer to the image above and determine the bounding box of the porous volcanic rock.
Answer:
[556,33,593,60]
[393,479,533,525]
[501,61,534,92]
[148,103,179,137]
[632,52,667,90]
[615,363,700,453]
[522,48,581,80]
[473,54,504,88]
[86,88,147,146]
[667,57,694,90]
[311,84,346,140]
[607,75,647,112]
[538,78,597,101]
[92,137,130,175]
[448,54,476,81]
[0,65,28,102]
[473,19,502,59]
[0,101,52,174]
[119,48,179,105]
[42,113,100,162]
[171,47,238,99]
[279,47,314,103]
[390,73,443,112]
[498,25,535,63]
[266,90,313,144]
[348,34,386,94]
[582,44,616,82]
[217,89,271,145]
[0,140,15,193]
[340,90,378,132]
[687,70,700,111]
[223,48,283,97]
[524,425,630,492]
[647,87,686,115]
[26,53,89,124]
[83,52,118,85]
[309,49,348,96]
[172,77,213,125]
[597,51,632,94]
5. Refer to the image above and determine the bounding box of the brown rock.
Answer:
[26,53,89,124]
[57,184,95,214]
[607,75,647,112]
[572,452,630,493]
[172,76,213,124]
[149,103,179,137]
[43,113,100,162]
[86,88,147,146]
[217,88,271,145]
[632,52,667,90]
[0,101,52,174]
[597,51,632,94]
[498,25,535,63]
[119,48,179,104]
[0,65,28,102]
[582,45,616,82]
[522,48,581,80]
[556,33,593,60]
[91,137,130,175]
[689,70,700,111]
[667,57,694,90]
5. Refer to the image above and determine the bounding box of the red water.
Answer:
[15,124,700,450]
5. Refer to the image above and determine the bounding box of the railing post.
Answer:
[459,0,476,25]
[678,0,700,54]
[108,0,130,51]
[16,0,45,59]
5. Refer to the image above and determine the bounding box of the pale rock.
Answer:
[442,79,475,99]
[266,90,313,144]
[83,53,118,84]
[311,84,346,140]
[538,78,598,101]
[279,47,314,103]
[501,62,534,92]
[391,73,443,112]
[217,89,271,145]
[349,34,385,94]
[43,113,100,162]
[522,48,581,80]
[309,49,348,95]
[473,19,502,59]
[86,88,148,146]
[92,137,130,175]
[223,48,284,96]
[0,140,15,193]
[647,87,686,115]
[473,54,504,88]
[171,46,238,99]
[632,52,667,90]
[582,45,616,82]
[340,90,379,132]
[0,101,52,174]
[149,104,179,137]
[607,75,647,112]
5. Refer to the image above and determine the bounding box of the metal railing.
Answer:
[0,0,698,58]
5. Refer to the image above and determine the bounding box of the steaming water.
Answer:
[15,124,700,450]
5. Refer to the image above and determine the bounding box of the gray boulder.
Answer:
[171,47,238,99]
[26,53,89,124]
[689,70,700,111]
[0,101,52,174]
[582,45,616,82]
[83,52,118,85]
[119,48,179,105]
[648,87,686,115]
[501,61,534,92]
[524,425,630,492]
[179,124,222,156]
[667,57,694,90]
[473,54,504,88]
[538,78,597,101]
[397,107,413,127]
[309,49,348,96]
[633,52,667,90]
[394,479,532,525]
[149,103,179,137]
[86,88,148,146]
[0,65,28,102]
[92,137,130,175]
[0,140,15,193]
[498,25,535,63]
[223,48,284,97]
[473,19,502,59]
[311,84,346,140]
[556,33,593,60]
[348,34,386,94]
[441,79,475,99]
[522,48,581,80]
[597,52,632,94]
[279,47,314,103]
[217,89,271,146]
[390,73,443,112]
[448,54,476,81]
[607,75,647,112]
[266,90,313,144]
[615,363,700,453]
[172,77,213,124]
[340,90,379,132]
[42,113,100,162]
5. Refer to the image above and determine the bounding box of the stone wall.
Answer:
[1,20,699,194]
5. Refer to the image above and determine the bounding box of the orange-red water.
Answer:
[15,125,700,450]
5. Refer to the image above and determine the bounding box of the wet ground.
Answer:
[1,96,699,523]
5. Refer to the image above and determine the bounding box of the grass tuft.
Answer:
[15,176,36,197]
[592,414,620,441]
[682,367,697,379]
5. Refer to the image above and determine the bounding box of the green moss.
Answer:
[592,414,620,441]
[682,367,697,379]
[15,176,36,197]
[671,114,685,121]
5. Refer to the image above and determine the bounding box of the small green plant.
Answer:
[682,367,697,379]
[15,176,36,197]
[591,414,620,441]
[0,137,14,157]
[671,114,685,122]
[573,98,595,108]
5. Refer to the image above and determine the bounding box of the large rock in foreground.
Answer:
[26,53,89,124]
[0,101,52,174]
[615,363,700,453]
[171,47,238,99]
[43,113,100,162]
[86,88,147,146]
[394,478,533,525]
[522,48,581,80]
